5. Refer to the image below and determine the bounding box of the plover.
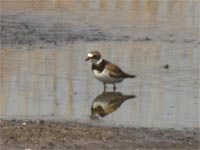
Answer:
[85,51,136,91]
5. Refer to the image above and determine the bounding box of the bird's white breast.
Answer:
[93,69,122,83]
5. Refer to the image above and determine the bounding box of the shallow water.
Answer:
[0,0,200,129]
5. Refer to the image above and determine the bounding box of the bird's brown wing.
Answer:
[105,63,129,78]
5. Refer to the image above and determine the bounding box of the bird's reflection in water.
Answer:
[91,92,136,119]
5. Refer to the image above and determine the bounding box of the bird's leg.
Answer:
[113,84,116,92]
[103,83,106,92]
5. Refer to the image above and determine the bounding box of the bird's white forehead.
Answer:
[88,53,93,57]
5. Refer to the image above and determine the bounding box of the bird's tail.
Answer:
[125,74,136,78]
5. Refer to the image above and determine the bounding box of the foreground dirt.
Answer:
[0,120,199,150]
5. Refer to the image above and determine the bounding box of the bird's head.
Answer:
[85,51,102,64]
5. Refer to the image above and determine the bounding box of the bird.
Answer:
[85,51,136,91]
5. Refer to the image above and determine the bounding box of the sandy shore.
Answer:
[0,119,199,150]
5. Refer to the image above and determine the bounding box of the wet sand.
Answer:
[0,119,199,150]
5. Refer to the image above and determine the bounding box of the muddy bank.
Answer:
[0,119,199,150]
[1,15,199,47]
[0,1,200,46]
